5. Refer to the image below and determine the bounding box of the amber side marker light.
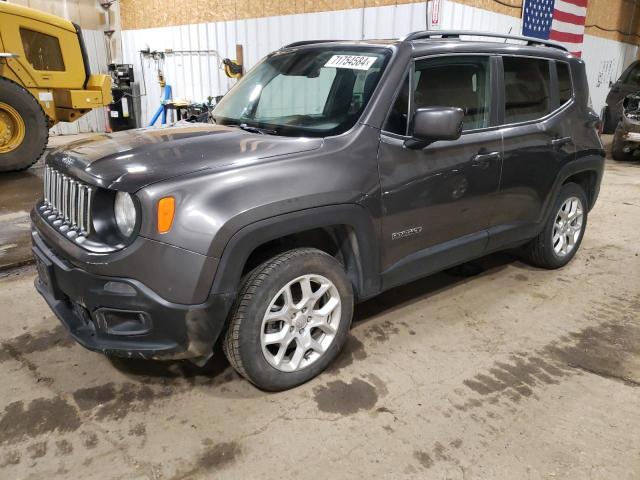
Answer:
[157,197,175,233]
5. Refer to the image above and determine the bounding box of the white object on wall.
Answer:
[429,0,444,30]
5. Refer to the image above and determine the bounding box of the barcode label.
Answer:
[324,55,377,71]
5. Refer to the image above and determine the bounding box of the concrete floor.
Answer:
[0,161,42,270]
[0,155,639,479]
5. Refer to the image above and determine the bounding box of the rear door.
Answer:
[377,54,503,282]
[490,56,577,248]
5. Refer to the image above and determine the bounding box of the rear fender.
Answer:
[540,154,605,223]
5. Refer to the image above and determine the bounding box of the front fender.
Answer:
[209,204,381,299]
[135,125,383,258]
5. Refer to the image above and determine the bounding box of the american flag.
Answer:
[522,0,588,57]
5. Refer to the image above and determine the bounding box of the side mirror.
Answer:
[404,107,464,149]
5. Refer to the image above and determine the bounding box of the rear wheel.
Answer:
[223,248,354,391]
[521,183,588,269]
[0,77,48,172]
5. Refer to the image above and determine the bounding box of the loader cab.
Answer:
[0,3,87,90]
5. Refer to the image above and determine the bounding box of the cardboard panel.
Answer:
[585,0,640,44]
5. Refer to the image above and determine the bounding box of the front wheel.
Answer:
[223,248,354,391]
[0,77,48,172]
[521,183,588,269]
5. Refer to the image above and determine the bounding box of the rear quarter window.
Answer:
[557,62,573,105]
[503,57,551,124]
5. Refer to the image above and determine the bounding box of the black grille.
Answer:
[42,165,93,236]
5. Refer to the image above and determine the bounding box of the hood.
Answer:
[46,124,323,192]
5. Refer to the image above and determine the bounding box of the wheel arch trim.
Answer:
[209,204,381,299]
[539,154,604,226]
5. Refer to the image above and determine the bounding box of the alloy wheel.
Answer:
[260,274,342,372]
[552,196,584,257]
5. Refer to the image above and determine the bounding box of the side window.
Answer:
[503,57,551,124]
[557,62,573,105]
[413,56,491,132]
[20,28,65,72]
[383,73,410,135]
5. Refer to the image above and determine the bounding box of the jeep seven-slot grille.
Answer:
[43,166,93,235]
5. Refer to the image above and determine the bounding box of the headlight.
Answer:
[114,192,137,237]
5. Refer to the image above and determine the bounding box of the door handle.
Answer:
[471,151,501,168]
[551,137,573,149]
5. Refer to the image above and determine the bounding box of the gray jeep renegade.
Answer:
[32,31,604,391]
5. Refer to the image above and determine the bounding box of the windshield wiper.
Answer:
[235,123,278,135]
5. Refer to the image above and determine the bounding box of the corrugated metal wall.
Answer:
[121,1,638,126]
[582,34,637,113]
[11,0,106,29]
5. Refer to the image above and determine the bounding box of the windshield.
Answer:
[213,47,390,137]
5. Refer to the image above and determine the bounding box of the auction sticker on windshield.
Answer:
[324,55,377,70]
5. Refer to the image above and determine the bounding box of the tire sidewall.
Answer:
[237,251,354,391]
[542,183,589,268]
[603,109,617,135]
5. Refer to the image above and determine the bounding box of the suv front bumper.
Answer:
[32,228,234,363]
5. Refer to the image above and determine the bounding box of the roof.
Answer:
[0,3,76,33]
[402,30,567,51]
[281,31,571,57]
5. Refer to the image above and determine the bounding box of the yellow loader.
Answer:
[0,3,111,172]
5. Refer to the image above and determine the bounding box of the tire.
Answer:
[612,129,635,161]
[223,248,354,391]
[521,183,588,270]
[601,106,618,135]
[0,77,49,172]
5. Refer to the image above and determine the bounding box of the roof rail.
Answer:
[401,30,568,52]
[281,39,345,49]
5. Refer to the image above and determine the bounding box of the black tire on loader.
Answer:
[0,77,49,172]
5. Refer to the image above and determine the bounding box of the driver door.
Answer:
[378,55,503,287]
